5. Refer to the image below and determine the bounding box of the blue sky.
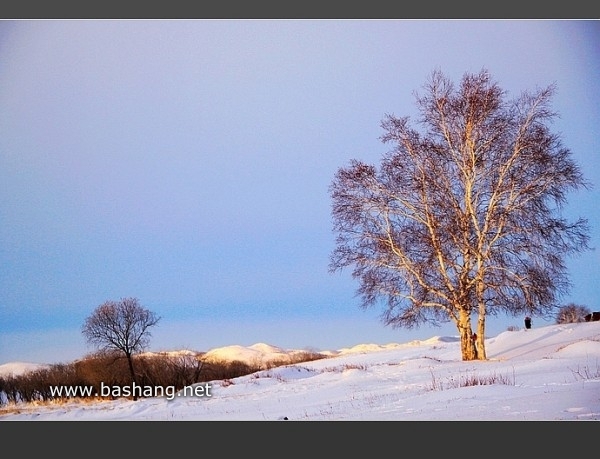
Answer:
[1,20,599,364]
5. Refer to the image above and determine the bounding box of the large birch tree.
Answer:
[329,69,590,360]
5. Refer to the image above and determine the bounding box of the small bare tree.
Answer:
[82,297,160,392]
[555,303,591,324]
[330,69,590,361]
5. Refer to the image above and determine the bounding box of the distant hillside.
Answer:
[0,362,48,377]
[0,338,463,375]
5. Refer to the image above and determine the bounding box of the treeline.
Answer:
[0,349,326,406]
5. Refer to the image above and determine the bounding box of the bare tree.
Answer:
[329,69,590,361]
[82,298,160,391]
[555,303,591,324]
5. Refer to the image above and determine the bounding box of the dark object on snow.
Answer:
[584,312,600,322]
[524,317,532,329]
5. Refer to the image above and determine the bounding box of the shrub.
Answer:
[0,346,328,406]
[556,303,591,324]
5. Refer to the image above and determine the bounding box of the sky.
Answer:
[1,20,599,365]
[1,321,599,420]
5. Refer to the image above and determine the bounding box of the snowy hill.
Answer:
[0,361,48,377]
[1,322,599,420]
[201,342,309,368]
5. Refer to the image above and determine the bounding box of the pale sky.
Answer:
[1,20,599,364]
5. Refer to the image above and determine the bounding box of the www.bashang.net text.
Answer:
[49,381,212,401]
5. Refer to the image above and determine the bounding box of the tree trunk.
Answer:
[475,315,486,360]
[474,273,487,360]
[125,352,138,401]
[458,310,477,361]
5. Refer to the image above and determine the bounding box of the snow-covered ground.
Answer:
[1,322,599,421]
